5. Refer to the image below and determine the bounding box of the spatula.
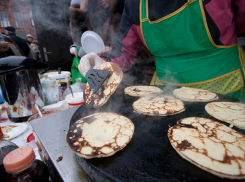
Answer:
[85,69,110,94]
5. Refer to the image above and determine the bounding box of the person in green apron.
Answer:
[77,0,245,100]
[70,44,87,84]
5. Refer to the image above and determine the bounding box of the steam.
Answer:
[29,0,72,39]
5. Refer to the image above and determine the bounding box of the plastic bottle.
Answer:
[0,127,19,180]
[3,146,49,182]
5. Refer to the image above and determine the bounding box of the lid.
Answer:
[0,56,49,75]
[0,127,3,140]
[3,146,35,173]
[81,31,105,54]
[41,75,56,86]
[44,71,71,80]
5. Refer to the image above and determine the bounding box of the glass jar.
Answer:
[3,146,49,182]
[0,127,19,180]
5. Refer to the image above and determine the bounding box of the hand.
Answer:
[80,0,89,11]
[97,46,112,55]
[78,53,105,76]
[70,47,77,56]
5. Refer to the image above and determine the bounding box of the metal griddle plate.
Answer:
[70,86,245,182]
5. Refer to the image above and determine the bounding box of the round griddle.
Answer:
[69,86,244,182]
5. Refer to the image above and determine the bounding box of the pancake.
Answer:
[205,102,245,129]
[168,117,245,179]
[124,85,162,97]
[132,95,185,116]
[83,62,123,108]
[66,112,134,159]
[173,87,218,102]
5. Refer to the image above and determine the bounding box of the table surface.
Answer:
[30,106,92,182]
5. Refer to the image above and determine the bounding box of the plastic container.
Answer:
[43,71,70,81]
[81,31,105,54]
[3,146,49,182]
[42,71,71,87]
[65,92,84,106]
[0,127,19,180]
[62,78,85,100]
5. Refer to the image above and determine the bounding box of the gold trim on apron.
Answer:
[140,0,150,50]
[147,0,196,23]
[238,45,245,99]
[140,0,196,49]
[140,0,196,24]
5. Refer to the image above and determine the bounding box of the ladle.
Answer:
[35,104,43,118]
[69,86,74,98]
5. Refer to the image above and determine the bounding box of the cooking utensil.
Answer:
[85,69,110,94]
[69,86,74,98]
[35,104,43,118]
[0,56,48,122]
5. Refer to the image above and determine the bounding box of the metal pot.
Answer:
[0,56,49,122]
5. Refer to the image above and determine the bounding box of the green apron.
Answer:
[140,0,245,100]
[71,46,87,83]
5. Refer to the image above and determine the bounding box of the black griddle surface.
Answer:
[70,86,245,182]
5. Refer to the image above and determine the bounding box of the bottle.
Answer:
[3,146,49,182]
[0,127,19,180]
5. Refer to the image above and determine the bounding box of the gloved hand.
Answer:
[70,46,77,56]
[78,53,105,76]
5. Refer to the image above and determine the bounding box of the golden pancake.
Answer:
[173,87,218,102]
[67,112,134,159]
[83,62,123,108]
[124,85,162,97]
[168,117,245,179]
[205,102,245,129]
[132,95,185,116]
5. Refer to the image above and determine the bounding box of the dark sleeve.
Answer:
[233,0,245,37]
[102,0,144,72]
[9,35,30,57]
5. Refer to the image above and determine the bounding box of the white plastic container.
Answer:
[65,92,84,106]
[62,78,85,99]
[42,71,71,90]
[44,71,71,81]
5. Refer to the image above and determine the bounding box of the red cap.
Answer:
[3,146,35,173]
[0,127,3,140]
